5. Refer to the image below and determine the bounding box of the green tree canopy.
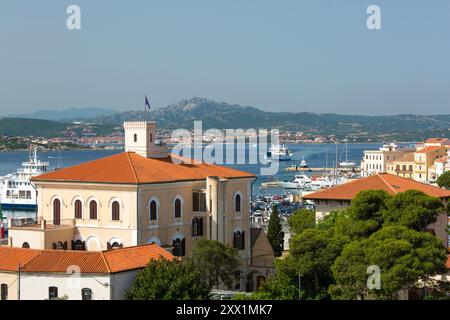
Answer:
[267,206,284,257]
[290,228,345,292]
[190,239,240,289]
[333,190,391,240]
[382,190,443,231]
[330,226,447,300]
[126,257,210,300]
[436,171,450,189]
[288,208,315,235]
[348,189,390,222]
[250,189,448,300]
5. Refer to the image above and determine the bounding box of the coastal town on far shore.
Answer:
[2,1,450,306]
[2,118,448,152]
[0,116,449,300]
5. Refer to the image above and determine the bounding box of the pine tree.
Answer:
[267,205,284,257]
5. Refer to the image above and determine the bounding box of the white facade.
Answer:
[435,149,450,179]
[360,143,410,177]
[19,270,138,300]
[124,121,168,158]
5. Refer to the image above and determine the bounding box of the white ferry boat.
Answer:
[267,144,293,161]
[0,148,49,210]
[279,175,312,189]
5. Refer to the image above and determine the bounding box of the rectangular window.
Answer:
[1,284,7,300]
[82,288,92,300]
[193,192,206,212]
[48,286,58,300]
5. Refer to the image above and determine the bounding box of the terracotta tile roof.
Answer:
[303,173,450,201]
[32,152,255,184]
[22,250,109,273]
[425,138,448,144]
[416,146,444,154]
[0,247,42,272]
[446,255,450,269]
[0,244,173,274]
[103,244,174,273]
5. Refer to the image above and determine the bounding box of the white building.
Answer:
[360,143,412,177]
[0,244,174,300]
[435,148,450,179]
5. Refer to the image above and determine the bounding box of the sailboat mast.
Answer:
[335,142,338,185]
[345,138,348,162]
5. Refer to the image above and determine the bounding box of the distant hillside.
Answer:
[94,97,450,141]
[0,118,68,137]
[10,107,118,121]
[3,98,449,142]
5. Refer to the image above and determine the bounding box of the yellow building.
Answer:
[413,146,447,182]
[386,152,414,179]
[7,121,274,290]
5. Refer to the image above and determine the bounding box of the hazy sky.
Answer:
[1,0,449,115]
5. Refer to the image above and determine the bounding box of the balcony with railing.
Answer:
[7,217,77,250]
[8,217,76,231]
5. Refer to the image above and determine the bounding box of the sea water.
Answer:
[0,143,386,219]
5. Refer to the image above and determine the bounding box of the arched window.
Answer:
[53,241,66,250]
[53,199,61,225]
[172,238,185,257]
[235,193,241,212]
[1,284,8,300]
[147,237,161,246]
[233,230,245,250]
[48,286,58,300]
[111,242,122,249]
[22,242,30,249]
[174,198,182,218]
[89,200,97,220]
[72,240,85,251]
[82,288,92,300]
[133,133,137,142]
[111,201,120,221]
[74,200,82,219]
[149,200,157,221]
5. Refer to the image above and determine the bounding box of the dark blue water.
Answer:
[0,143,390,219]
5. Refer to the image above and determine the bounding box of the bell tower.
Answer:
[123,121,168,158]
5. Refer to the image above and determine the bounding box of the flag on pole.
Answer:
[145,96,151,111]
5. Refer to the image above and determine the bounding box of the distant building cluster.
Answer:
[360,138,450,183]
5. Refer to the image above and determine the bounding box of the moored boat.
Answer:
[267,143,293,161]
[0,147,49,211]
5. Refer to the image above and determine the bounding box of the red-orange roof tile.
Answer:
[425,138,449,144]
[0,247,42,271]
[0,244,173,274]
[22,250,109,273]
[446,255,450,269]
[103,244,174,273]
[416,146,445,153]
[32,152,255,184]
[303,173,450,201]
